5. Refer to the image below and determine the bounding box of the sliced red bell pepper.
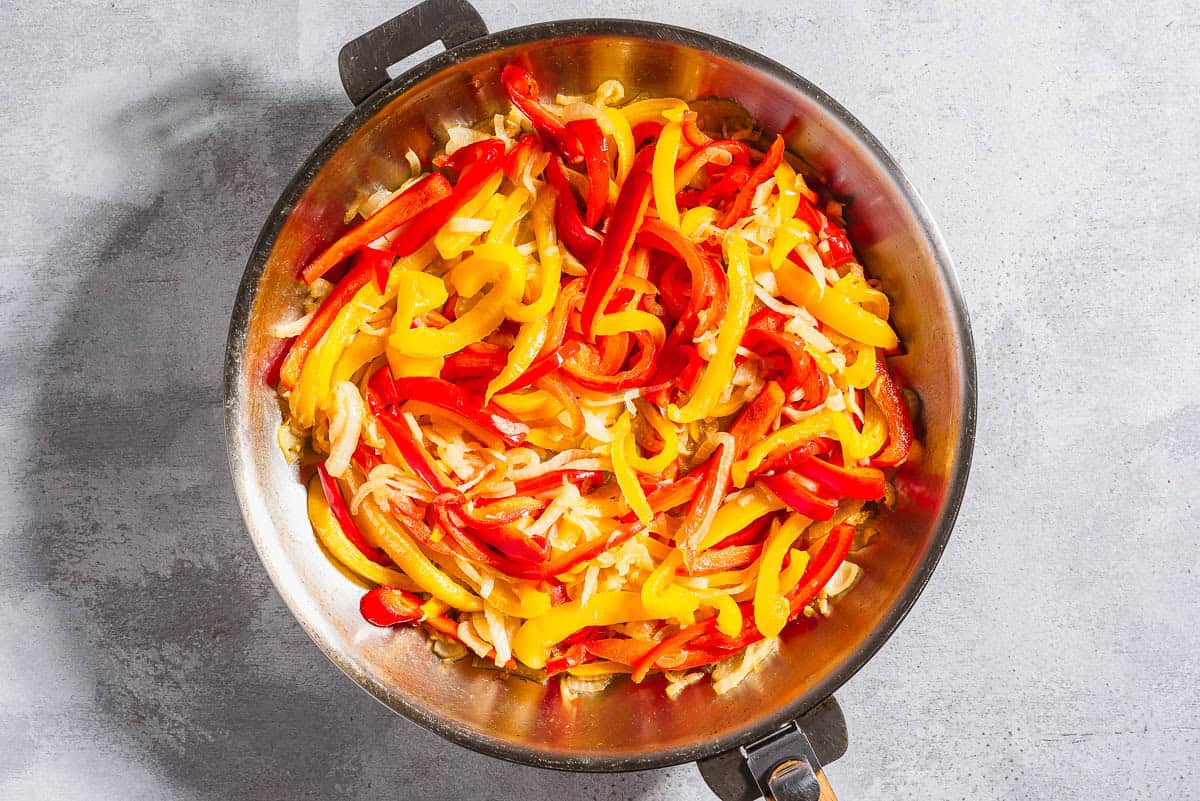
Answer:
[299,174,451,284]
[676,440,733,569]
[390,139,506,260]
[748,307,788,332]
[509,469,608,497]
[727,380,785,458]
[685,543,764,575]
[795,196,824,233]
[718,135,785,228]
[315,464,392,565]
[545,642,595,676]
[637,218,726,336]
[566,118,610,227]
[503,132,540,183]
[449,507,549,563]
[710,514,775,550]
[679,111,711,147]
[360,587,423,627]
[793,456,886,501]
[278,253,375,390]
[630,618,715,682]
[742,330,819,395]
[674,140,751,191]
[500,64,583,162]
[868,360,914,467]
[374,410,460,498]
[439,342,508,385]
[584,637,656,666]
[535,373,585,437]
[756,438,833,476]
[579,168,654,338]
[787,522,854,613]
[759,471,837,521]
[369,371,529,447]
[819,225,857,269]
[545,155,602,260]
[691,166,749,208]
[562,330,659,391]
[538,277,585,358]
[500,341,582,393]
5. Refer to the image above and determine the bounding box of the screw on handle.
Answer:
[337,0,488,105]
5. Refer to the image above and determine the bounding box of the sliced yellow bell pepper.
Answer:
[619,97,688,127]
[433,171,504,259]
[772,161,801,223]
[486,316,549,401]
[385,269,449,378]
[593,309,667,347]
[753,514,811,638]
[390,249,524,358]
[611,414,653,525]
[696,485,786,552]
[680,205,718,238]
[708,593,743,638]
[843,344,878,389]
[511,591,651,669]
[625,400,679,474]
[601,107,636,184]
[567,661,633,677]
[669,235,754,423]
[507,191,561,323]
[480,579,552,619]
[769,219,817,270]
[651,108,684,229]
[306,476,413,588]
[779,547,812,595]
[775,261,898,349]
[486,186,530,245]
[640,550,700,626]
[732,408,887,486]
[835,273,890,318]
[491,387,562,417]
[353,495,482,612]
[331,332,385,386]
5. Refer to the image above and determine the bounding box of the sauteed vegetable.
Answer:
[273,64,914,698]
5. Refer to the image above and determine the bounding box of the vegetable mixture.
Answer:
[274,65,915,698]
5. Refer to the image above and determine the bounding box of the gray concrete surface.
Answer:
[1,1,1197,799]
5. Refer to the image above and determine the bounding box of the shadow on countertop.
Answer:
[23,69,677,801]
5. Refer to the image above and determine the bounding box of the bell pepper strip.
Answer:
[306,475,416,589]
[374,410,459,497]
[503,133,540,183]
[621,97,688,127]
[485,186,531,246]
[385,267,450,380]
[668,235,753,423]
[689,165,749,209]
[651,109,684,229]
[299,174,451,284]
[611,415,653,525]
[641,551,701,625]
[601,107,636,183]
[638,218,724,336]
[565,118,611,227]
[592,309,667,348]
[675,435,734,570]
[624,401,678,474]
[867,359,914,467]
[279,253,377,391]
[727,380,785,458]
[352,493,482,612]
[787,523,854,613]
[448,507,549,564]
[314,465,392,565]
[563,330,659,392]
[502,341,582,393]
[741,329,819,394]
[581,637,656,667]
[500,64,583,162]
[369,371,528,446]
[793,456,887,501]
[733,408,887,486]
[771,160,802,225]
[511,591,652,669]
[596,331,632,375]
[710,513,774,550]
[695,484,786,553]
[545,155,602,260]
[769,219,817,272]
[818,225,857,268]
[759,472,837,521]
[507,469,608,498]
[757,438,833,476]
[539,277,584,358]
[359,586,425,627]
[843,343,878,389]
[439,342,506,385]
[429,504,503,566]
[776,258,899,349]
[717,135,784,228]
[630,617,715,682]
[674,140,750,192]
[388,140,505,263]
[580,167,654,338]
[535,373,585,438]
[753,513,811,637]
[433,181,505,260]
[505,191,562,325]
[389,249,525,358]
[687,543,764,576]
[486,317,549,401]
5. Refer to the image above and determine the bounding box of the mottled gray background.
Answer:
[2,1,1197,799]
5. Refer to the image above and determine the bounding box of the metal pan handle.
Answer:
[338,0,489,105]
[698,696,847,801]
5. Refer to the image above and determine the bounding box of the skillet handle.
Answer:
[697,696,847,801]
[338,0,488,105]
